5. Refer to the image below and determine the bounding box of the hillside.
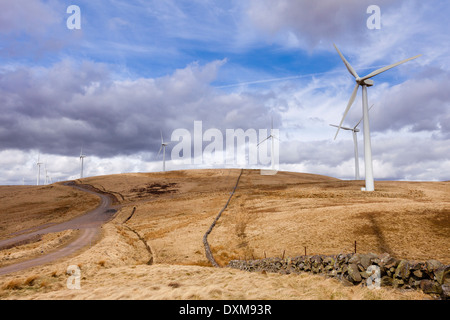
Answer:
[0,169,448,300]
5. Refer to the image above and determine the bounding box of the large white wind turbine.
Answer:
[257,117,278,171]
[158,130,170,172]
[79,147,86,178]
[330,105,374,180]
[36,153,43,186]
[333,44,421,191]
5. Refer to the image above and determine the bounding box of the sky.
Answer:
[0,0,449,184]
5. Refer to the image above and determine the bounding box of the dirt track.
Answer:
[0,183,117,276]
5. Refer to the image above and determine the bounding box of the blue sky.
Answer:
[0,0,449,184]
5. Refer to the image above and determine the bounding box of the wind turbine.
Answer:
[79,147,86,178]
[157,130,170,172]
[36,153,43,186]
[45,163,48,185]
[330,105,374,180]
[333,44,421,191]
[257,117,278,171]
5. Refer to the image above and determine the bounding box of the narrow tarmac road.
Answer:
[0,183,117,276]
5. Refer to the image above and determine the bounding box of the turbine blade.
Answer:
[354,117,363,129]
[334,44,359,79]
[157,145,163,157]
[330,124,353,131]
[160,130,164,144]
[354,104,374,129]
[257,136,270,147]
[360,54,422,81]
[334,83,359,140]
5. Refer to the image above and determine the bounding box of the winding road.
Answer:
[0,183,118,276]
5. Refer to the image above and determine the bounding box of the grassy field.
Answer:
[0,169,448,300]
[0,184,99,239]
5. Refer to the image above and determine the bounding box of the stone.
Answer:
[394,260,411,280]
[378,252,390,261]
[360,270,369,279]
[359,254,373,269]
[425,260,443,273]
[323,256,335,266]
[342,264,348,274]
[441,284,450,300]
[310,255,322,267]
[393,278,405,288]
[408,277,421,289]
[434,265,450,285]
[413,269,423,278]
[324,265,334,272]
[348,254,361,265]
[337,254,348,264]
[381,255,399,269]
[371,257,381,266]
[328,270,338,277]
[420,280,442,295]
[380,276,393,287]
[347,263,362,283]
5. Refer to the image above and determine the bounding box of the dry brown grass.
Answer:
[0,169,448,300]
[0,183,99,239]
[0,230,80,267]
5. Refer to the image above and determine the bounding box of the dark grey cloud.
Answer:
[246,0,398,49]
[368,69,450,136]
[0,59,275,158]
[0,0,79,59]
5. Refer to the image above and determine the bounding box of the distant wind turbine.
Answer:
[330,105,374,180]
[257,117,279,171]
[158,130,170,172]
[44,163,53,185]
[333,44,421,191]
[36,153,43,186]
[79,147,86,178]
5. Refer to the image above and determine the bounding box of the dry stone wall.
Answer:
[228,253,450,299]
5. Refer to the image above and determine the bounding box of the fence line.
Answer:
[203,169,244,267]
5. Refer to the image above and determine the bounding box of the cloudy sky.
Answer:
[1,0,449,185]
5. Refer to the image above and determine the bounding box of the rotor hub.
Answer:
[356,78,374,87]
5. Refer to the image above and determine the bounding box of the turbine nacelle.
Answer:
[356,78,374,87]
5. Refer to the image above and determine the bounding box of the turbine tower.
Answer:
[158,130,170,172]
[79,147,86,178]
[330,105,374,180]
[333,44,421,191]
[257,117,278,171]
[36,153,43,186]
